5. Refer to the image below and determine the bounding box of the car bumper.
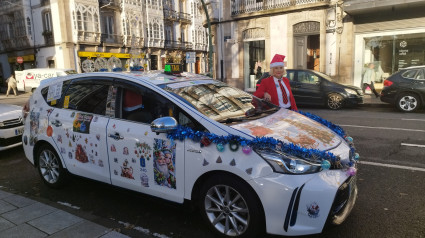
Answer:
[345,96,363,106]
[0,126,24,151]
[249,170,357,236]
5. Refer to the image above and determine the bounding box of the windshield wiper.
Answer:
[218,117,245,124]
[245,108,279,118]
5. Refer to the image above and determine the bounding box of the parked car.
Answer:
[0,104,24,151]
[256,69,363,110]
[380,66,425,112]
[22,68,358,237]
[15,68,77,93]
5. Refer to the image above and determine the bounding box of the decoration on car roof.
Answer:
[164,63,183,75]
[166,111,359,172]
[108,56,122,71]
[82,59,95,72]
[94,57,108,72]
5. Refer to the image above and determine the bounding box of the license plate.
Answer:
[15,128,24,136]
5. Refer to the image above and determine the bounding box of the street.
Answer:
[1,95,425,238]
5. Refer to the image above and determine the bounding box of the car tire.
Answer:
[396,93,421,112]
[198,174,264,238]
[327,93,344,110]
[36,144,67,189]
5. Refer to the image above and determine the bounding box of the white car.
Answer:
[0,104,24,151]
[22,68,358,237]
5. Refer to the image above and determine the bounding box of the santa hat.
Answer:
[270,54,285,68]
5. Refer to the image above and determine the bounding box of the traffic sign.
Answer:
[186,52,196,63]
[16,57,23,64]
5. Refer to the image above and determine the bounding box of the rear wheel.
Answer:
[327,93,344,110]
[396,93,421,112]
[36,144,67,188]
[198,174,264,238]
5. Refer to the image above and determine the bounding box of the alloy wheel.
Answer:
[39,149,60,184]
[204,185,250,236]
[327,94,343,110]
[398,95,418,112]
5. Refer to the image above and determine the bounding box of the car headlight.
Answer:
[0,121,4,127]
[345,88,357,95]
[256,149,322,174]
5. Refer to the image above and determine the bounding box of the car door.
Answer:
[291,70,323,105]
[48,77,112,184]
[106,80,192,203]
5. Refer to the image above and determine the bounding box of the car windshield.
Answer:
[313,71,334,82]
[163,80,279,124]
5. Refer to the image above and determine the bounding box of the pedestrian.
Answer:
[362,63,380,98]
[6,73,17,97]
[254,54,298,111]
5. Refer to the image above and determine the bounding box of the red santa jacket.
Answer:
[254,76,298,111]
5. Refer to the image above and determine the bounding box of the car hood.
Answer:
[0,104,23,121]
[231,109,341,151]
[340,83,361,91]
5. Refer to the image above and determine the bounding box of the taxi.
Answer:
[22,65,358,237]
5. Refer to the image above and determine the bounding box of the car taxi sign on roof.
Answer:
[164,63,183,75]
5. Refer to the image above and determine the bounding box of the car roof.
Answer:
[401,65,425,70]
[40,70,213,87]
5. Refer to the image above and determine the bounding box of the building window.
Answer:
[153,23,159,39]
[102,15,115,35]
[75,8,99,33]
[44,12,52,31]
[26,17,32,35]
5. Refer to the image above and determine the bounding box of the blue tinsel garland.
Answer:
[166,110,358,169]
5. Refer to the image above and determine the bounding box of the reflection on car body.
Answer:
[256,69,364,110]
[21,69,358,237]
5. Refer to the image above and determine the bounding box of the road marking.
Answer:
[340,124,425,133]
[402,118,425,122]
[359,161,425,172]
[401,143,425,148]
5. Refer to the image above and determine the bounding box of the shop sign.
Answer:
[78,51,132,59]
[8,55,35,63]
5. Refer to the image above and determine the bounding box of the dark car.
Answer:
[256,69,363,110]
[380,66,425,112]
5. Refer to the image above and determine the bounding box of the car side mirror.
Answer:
[150,117,178,134]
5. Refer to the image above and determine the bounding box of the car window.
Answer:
[41,79,72,107]
[63,83,110,115]
[402,69,419,79]
[286,71,295,81]
[115,83,203,130]
[415,69,425,80]
[298,71,319,84]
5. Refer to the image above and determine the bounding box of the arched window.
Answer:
[153,23,159,39]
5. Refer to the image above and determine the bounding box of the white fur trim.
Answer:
[270,62,284,67]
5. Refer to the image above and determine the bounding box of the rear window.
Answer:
[401,69,419,79]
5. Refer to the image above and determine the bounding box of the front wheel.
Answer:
[396,93,421,112]
[36,144,67,188]
[327,93,344,110]
[199,174,264,238]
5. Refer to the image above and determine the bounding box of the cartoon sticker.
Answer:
[63,95,70,109]
[73,113,93,134]
[153,139,176,189]
[121,159,134,179]
[307,202,320,218]
[75,144,88,163]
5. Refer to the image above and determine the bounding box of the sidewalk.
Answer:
[0,189,130,238]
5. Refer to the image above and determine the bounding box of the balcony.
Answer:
[99,0,121,10]
[183,41,193,50]
[179,12,192,24]
[77,31,101,44]
[164,9,179,21]
[194,43,207,51]
[231,0,330,17]
[343,0,425,16]
[101,33,123,45]
[123,35,144,48]
[147,38,164,48]
[164,40,182,49]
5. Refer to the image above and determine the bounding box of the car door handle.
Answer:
[108,133,124,140]
[187,149,202,153]
[51,120,62,127]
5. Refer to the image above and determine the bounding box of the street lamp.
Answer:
[200,0,213,77]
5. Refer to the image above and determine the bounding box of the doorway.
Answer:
[150,55,158,70]
[293,21,320,70]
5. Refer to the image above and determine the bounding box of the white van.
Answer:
[16,68,77,92]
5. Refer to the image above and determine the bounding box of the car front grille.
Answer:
[0,118,23,129]
[0,135,22,147]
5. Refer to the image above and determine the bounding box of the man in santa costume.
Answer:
[254,54,298,111]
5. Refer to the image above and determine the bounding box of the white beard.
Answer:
[156,162,169,178]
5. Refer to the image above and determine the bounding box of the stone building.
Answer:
[202,0,425,91]
[0,0,209,79]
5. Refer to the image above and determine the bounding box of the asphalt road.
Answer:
[1,94,425,238]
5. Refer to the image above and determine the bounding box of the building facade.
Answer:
[0,0,209,81]
[203,0,425,91]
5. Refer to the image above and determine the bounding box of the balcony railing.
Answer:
[164,9,179,21]
[231,0,330,16]
[44,34,54,46]
[147,38,164,48]
[194,43,207,51]
[101,33,123,45]
[179,12,192,24]
[183,41,193,50]
[164,40,181,49]
[77,31,101,43]
[123,35,144,48]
